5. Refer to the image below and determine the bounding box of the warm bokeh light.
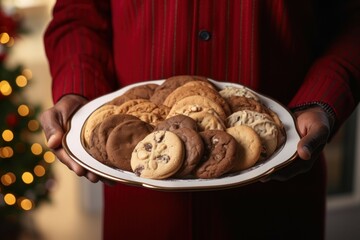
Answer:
[0,146,14,158]
[18,104,30,116]
[4,193,16,205]
[20,198,33,211]
[22,172,34,184]
[2,129,14,142]
[31,143,43,155]
[16,75,28,87]
[0,32,10,44]
[1,172,16,186]
[28,119,40,131]
[0,80,12,96]
[43,151,56,163]
[34,165,46,177]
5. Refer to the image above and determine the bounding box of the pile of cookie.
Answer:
[83,75,285,180]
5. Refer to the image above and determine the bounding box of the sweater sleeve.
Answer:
[44,0,118,103]
[289,0,360,131]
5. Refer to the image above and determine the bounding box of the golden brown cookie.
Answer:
[167,95,227,120]
[123,83,158,99]
[126,101,170,125]
[131,130,184,179]
[108,84,158,105]
[189,111,226,131]
[226,125,262,171]
[195,130,238,179]
[181,80,217,91]
[150,75,209,105]
[226,96,264,113]
[163,85,231,116]
[115,99,149,113]
[167,104,226,131]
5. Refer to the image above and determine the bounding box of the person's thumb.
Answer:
[40,110,65,149]
[297,125,329,160]
[40,95,88,149]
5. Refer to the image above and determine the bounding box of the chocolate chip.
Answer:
[154,131,165,142]
[156,154,170,163]
[144,143,152,152]
[134,165,144,176]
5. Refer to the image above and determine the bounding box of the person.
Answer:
[40,0,360,239]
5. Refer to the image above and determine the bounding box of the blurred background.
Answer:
[0,1,359,240]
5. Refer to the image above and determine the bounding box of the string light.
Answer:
[0,146,14,158]
[0,32,10,44]
[1,172,16,186]
[16,75,28,87]
[34,165,46,177]
[28,119,40,131]
[4,193,16,205]
[0,11,54,215]
[19,198,33,211]
[18,104,30,116]
[2,129,14,142]
[0,80,12,96]
[22,172,34,184]
[43,151,56,163]
[31,143,43,155]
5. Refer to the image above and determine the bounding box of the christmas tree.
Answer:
[0,5,54,221]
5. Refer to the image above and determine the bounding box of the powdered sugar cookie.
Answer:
[219,85,260,102]
[226,110,279,157]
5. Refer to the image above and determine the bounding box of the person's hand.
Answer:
[261,106,332,181]
[40,94,114,184]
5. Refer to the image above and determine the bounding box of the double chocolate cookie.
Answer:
[195,130,238,179]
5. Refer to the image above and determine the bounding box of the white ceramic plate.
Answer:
[63,79,300,191]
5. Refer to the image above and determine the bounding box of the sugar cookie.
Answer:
[131,130,184,179]
[226,125,262,171]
